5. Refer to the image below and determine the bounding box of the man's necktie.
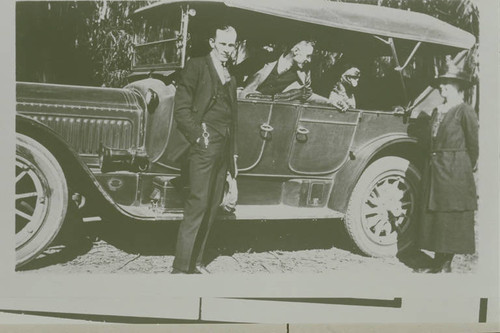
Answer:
[222,62,231,84]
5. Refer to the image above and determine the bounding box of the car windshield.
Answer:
[132,6,183,70]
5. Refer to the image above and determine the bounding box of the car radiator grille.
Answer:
[31,115,134,155]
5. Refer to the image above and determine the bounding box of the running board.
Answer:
[117,204,344,221]
[229,205,344,221]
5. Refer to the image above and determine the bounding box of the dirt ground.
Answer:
[19,216,477,274]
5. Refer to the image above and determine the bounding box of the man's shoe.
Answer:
[436,259,452,273]
[171,268,189,274]
[193,265,210,274]
[413,266,432,273]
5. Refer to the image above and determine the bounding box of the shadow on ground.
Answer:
[19,213,364,271]
[97,217,360,257]
[17,221,95,271]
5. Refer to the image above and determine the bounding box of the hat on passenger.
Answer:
[435,62,472,85]
[342,67,361,79]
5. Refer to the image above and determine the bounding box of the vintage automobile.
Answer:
[15,0,476,268]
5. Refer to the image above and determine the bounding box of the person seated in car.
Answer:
[233,41,279,86]
[328,65,361,112]
[239,40,327,103]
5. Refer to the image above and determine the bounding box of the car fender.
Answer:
[328,134,421,214]
[16,114,133,218]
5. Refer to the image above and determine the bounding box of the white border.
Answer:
[1,0,498,322]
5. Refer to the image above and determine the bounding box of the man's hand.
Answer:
[273,86,312,102]
[328,98,349,112]
[336,100,349,112]
[301,86,313,101]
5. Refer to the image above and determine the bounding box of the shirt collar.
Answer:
[210,50,228,84]
[276,54,293,75]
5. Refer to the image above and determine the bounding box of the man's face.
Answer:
[293,44,313,69]
[209,28,237,63]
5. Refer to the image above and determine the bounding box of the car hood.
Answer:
[16,82,143,113]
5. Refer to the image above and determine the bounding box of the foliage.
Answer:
[83,1,150,87]
[17,2,92,84]
[337,0,479,38]
[16,1,150,87]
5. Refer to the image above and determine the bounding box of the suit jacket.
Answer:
[422,103,478,211]
[172,54,238,174]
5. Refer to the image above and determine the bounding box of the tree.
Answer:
[16,1,149,87]
[84,1,150,87]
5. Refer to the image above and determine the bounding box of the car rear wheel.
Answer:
[344,156,421,257]
[16,134,68,268]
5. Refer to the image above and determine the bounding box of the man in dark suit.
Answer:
[172,24,238,274]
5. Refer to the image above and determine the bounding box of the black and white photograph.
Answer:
[1,0,499,328]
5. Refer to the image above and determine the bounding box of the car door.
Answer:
[288,105,360,175]
[236,99,302,206]
[237,99,302,176]
[235,99,273,171]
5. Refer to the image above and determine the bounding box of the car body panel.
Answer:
[289,106,359,175]
[16,82,144,166]
[234,100,273,172]
[241,102,302,175]
[329,134,419,213]
[125,78,177,163]
[256,103,301,175]
[349,111,409,151]
[16,114,128,217]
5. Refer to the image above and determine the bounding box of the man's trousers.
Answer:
[173,127,228,272]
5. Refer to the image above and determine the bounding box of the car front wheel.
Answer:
[15,134,68,268]
[344,156,421,257]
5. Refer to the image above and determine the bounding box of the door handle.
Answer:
[260,123,274,132]
[260,123,274,140]
[296,126,309,142]
[296,126,309,135]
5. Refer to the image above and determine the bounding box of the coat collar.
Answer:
[205,54,220,96]
[204,54,237,107]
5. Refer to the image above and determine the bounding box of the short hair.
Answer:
[439,78,467,93]
[209,24,237,39]
[290,40,316,54]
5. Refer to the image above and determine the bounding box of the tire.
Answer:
[344,156,421,257]
[15,133,68,268]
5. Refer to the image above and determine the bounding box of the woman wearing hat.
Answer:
[416,63,478,273]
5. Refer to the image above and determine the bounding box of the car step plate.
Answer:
[118,204,344,221]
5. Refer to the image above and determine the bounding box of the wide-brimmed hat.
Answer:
[435,62,472,85]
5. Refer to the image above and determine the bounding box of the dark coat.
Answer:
[172,54,238,175]
[422,103,478,212]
